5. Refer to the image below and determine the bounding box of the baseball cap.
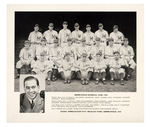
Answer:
[113,25,119,29]
[34,24,39,27]
[63,21,68,25]
[98,23,103,27]
[86,24,91,28]
[49,23,54,27]
[24,40,30,44]
[74,23,79,27]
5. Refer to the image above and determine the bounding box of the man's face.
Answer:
[124,40,129,46]
[40,55,45,62]
[86,27,91,32]
[24,43,30,49]
[109,41,113,46]
[82,56,86,62]
[65,55,70,61]
[114,53,120,60]
[63,24,68,29]
[34,26,39,32]
[96,55,101,61]
[113,28,118,33]
[75,26,79,30]
[99,26,103,30]
[96,41,100,46]
[48,26,53,30]
[24,79,39,100]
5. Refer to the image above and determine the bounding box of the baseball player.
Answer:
[109,51,128,85]
[36,38,49,60]
[76,38,90,60]
[120,38,136,79]
[49,39,62,81]
[43,23,58,50]
[31,52,53,84]
[95,23,109,48]
[28,24,43,57]
[104,38,118,66]
[16,40,34,78]
[59,52,74,84]
[90,38,105,59]
[92,52,107,84]
[109,25,124,50]
[58,21,71,47]
[71,23,83,50]
[83,24,95,50]
[75,53,93,85]
[61,38,77,60]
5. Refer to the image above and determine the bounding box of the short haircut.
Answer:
[24,76,39,87]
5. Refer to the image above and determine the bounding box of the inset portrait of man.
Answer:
[20,76,45,113]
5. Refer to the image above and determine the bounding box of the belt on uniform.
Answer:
[114,42,121,44]
[47,43,54,45]
[32,42,40,45]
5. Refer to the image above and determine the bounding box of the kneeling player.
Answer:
[76,53,93,85]
[120,38,136,79]
[92,52,107,84]
[59,52,74,84]
[31,52,53,85]
[16,40,34,78]
[109,51,127,85]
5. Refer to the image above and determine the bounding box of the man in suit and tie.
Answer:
[20,76,45,113]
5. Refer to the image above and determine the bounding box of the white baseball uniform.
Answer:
[76,45,90,59]
[90,45,105,59]
[43,30,58,49]
[83,31,95,49]
[109,31,124,50]
[95,29,109,47]
[104,45,118,65]
[16,48,34,69]
[72,30,83,50]
[58,29,71,47]
[31,60,53,75]
[91,58,107,73]
[120,45,136,69]
[109,58,127,79]
[36,45,49,60]
[28,31,43,55]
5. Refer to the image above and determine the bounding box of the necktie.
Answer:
[31,100,34,109]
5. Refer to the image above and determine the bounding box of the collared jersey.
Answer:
[28,31,43,43]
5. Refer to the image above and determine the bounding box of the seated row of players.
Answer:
[16,36,136,85]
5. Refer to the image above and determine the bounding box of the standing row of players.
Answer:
[16,21,136,85]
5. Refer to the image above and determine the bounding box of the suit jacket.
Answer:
[20,91,45,113]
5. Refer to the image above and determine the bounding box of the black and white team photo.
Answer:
[14,12,136,92]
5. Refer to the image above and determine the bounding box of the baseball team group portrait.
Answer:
[14,12,136,92]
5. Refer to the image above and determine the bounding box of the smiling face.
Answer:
[24,79,39,100]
